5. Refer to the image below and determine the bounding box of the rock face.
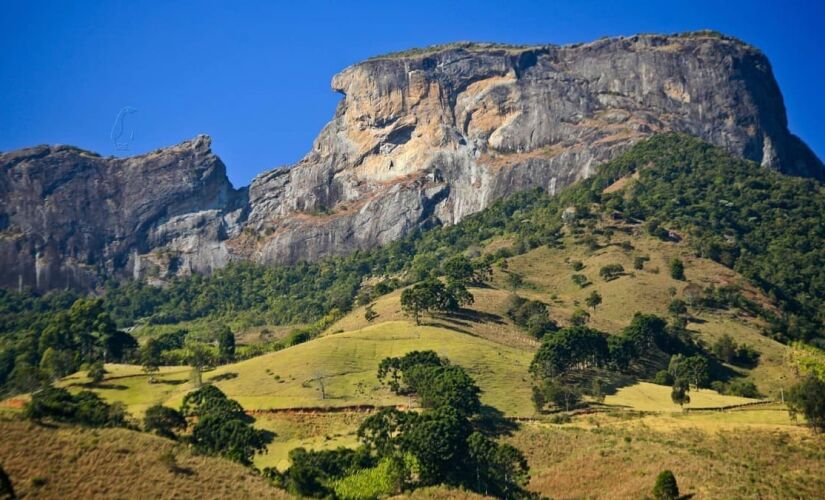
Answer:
[0,135,245,290]
[1,32,822,291]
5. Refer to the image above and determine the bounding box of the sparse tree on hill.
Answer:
[364,303,378,323]
[140,339,163,383]
[570,308,590,326]
[216,325,236,363]
[652,470,680,500]
[585,291,602,312]
[671,380,690,408]
[787,374,825,434]
[505,272,524,291]
[669,258,685,281]
[88,361,106,384]
[186,341,213,388]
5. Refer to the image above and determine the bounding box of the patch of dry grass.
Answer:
[0,418,286,499]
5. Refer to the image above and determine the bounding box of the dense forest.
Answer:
[2,133,825,395]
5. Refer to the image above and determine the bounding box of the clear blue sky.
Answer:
[1,0,822,187]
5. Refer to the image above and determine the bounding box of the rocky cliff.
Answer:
[2,32,822,291]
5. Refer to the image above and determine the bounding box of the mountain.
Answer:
[1,31,822,291]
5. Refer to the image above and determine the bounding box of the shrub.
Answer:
[599,264,625,281]
[571,274,590,288]
[653,370,674,386]
[652,470,679,500]
[633,256,647,270]
[669,258,685,280]
[787,374,825,433]
[144,404,187,439]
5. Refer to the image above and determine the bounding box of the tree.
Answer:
[399,406,472,486]
[671,380,691,408]
[669,258,685,280]
[652,470,680,500]
[144,404,187,439]
[633,256,647,270]
[87,361,106,384]
[0,464,15,500]
[443,255,475,285]
[530,326,609,379]
[364,304,378,323]
[599,264,624,281]
[39,347,74,380]
[467,432,530,498]
[571,274,589,288]
[786,374,825,433]
[668,299,688,316]
[140,339,162,383]
[185,341,213,387]
[712,334,737,363]
[216,325,236,363]
[585,290,602,311]
[668,354,710,389]
[191,413,268,465]
[570,308,590,326]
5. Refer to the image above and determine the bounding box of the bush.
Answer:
[652,470,679,499]
[144,404,187,439]
[571,274,590,288]
[727,380,760,398]
[653,370,674,386]
[633,256,647,270]
[25,386,128,427]
[599,264,625,281]
[787,374,825,433]
[669,258,685,280]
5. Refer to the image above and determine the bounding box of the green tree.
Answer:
[668,299,688,316]
[443,255,475,285]
[669,258,685,280]
[571,274,589,288]
[786,374,825,433]
[0,464,16,500]
[216,325,236,363]
[585,290,602,311]
[140,339,162,383]
[570,308,590,326]
[87,361,106,384]
[599,264,624,281]
[399,406,472,486]
[652,470,680,500]
[144,404,187,439]
[671,380,691,408]
[191,413,268,465]
[185,341,213,388]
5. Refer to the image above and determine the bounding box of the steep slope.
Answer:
[0,135,245,291]
[2,32,822,291]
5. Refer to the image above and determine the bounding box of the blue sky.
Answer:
[1,0,822,187]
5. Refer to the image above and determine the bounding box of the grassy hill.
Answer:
[0,419,284,499]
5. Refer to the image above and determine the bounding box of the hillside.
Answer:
[0,419,285,499]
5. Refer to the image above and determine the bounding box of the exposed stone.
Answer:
[1,32,822,291]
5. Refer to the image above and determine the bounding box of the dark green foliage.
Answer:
[653,370,675,386]
[669,354,710,388]
[570,260,585,271]
[190,414,268,465]
[377,350,445,394]
[711,334,760,366]
[571,274,590,288]
[466,432,530,499]
[399,405,473,486]
[532,378,581,412]
[671,381,691,407]
[653,470,680,500]
[599,264,625,281]
[530,326,609,379]
[787,374,825,433]
[281,447,374,497]
[0,464,15,500]
[180,384,244,418]
[87,361,106,384]
[668,299,688,316]
[377,351,480,416]
[25,386,128,427]
[216,325,235,362]
[400,279,468,324]
[668,259,686,280]
[725,379,760,398]
[633,256,648,270]
[506,295,557,339]
[144,404,187,439]
[585,290,602,311]
[181,385,267,464]
[364,304,378,322]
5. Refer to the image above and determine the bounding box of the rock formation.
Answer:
[1,32,822,290]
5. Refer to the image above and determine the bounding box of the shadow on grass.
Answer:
[208,372,238,382]
[475,405,520,437]
[68,382,129,390]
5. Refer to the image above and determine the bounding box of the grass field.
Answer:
[509,416,825,499]
[0,419,285,499]
[603,381,756,412]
